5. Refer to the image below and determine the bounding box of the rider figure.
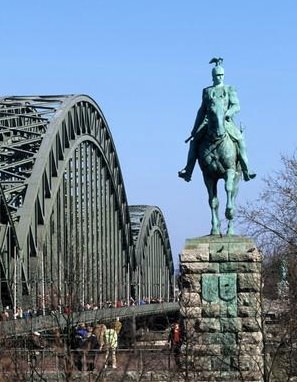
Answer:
[178,58,256,182]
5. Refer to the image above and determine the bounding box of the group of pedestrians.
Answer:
[73,319,184,370]
[73,317,122,370]
[0,295,171,323]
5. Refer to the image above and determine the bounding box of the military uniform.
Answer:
[192,84,241,142]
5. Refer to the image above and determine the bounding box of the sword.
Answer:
[185,136,192,143]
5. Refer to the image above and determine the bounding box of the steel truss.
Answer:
[129,205,174,304]
[0,95,174,313]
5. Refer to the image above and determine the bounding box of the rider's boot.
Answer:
[239,156,256,181]
[238,143,256,181]
[178,140,197,182]
[178,168,192,182]
[242,171,256,182]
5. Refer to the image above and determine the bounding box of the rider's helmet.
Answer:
[212,64,224,78]
[209,57,224,79]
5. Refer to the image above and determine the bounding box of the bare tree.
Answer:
[238,152,297,257]
[238,152,297,381]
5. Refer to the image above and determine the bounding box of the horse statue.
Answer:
[179,58,255,235]
[196,93,241,236]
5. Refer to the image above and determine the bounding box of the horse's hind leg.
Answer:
[204,176,220,235]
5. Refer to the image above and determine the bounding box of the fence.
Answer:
[0,347,178,379]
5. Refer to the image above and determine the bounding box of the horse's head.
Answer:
[208,93,226,138]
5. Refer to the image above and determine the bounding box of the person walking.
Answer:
[103,324,118,369]
[168,322,183,368]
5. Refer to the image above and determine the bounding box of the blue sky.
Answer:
[1,1,296,267]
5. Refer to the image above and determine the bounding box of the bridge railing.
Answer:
[0,347,177,375]
[0,302,180,337]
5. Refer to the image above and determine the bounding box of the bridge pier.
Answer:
[179,236,264,381]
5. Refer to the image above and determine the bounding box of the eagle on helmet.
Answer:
[209,57,224,77]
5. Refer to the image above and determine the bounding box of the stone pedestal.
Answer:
[179,236,264,382]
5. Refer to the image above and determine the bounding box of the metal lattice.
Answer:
[0,95,174,313]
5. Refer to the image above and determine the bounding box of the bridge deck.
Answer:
[0,302,180,337]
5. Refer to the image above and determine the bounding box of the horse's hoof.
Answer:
[210,229,220,235]
[227,229,234,236]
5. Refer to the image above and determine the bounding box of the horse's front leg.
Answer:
[224,169,236,235]
[204,176,220,235]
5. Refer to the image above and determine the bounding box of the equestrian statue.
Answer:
[178,58,256,235]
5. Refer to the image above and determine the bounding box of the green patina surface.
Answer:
[202,274,219,303]
[184,235,254,248]
[202,273,237,317]
[179,58,256,236]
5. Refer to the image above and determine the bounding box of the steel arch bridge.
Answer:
[0,95,174,313]
[130,205,174,304]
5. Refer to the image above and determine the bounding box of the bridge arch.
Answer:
[0,95,134,310]
[129,205,174,304]
[0,95,175,314]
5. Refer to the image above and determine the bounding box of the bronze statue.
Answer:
[178,58,256,235]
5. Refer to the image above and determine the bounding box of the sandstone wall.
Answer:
[179,236,264,381]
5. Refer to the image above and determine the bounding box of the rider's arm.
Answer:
[191,89,207,137]
[225,86,240,120]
